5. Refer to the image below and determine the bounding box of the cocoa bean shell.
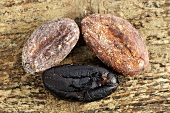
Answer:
[22,18,79,74]
[81,14,149,76]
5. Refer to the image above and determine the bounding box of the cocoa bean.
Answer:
[22,18,79,74]
[42,64,119,101]
[81,14,149,76]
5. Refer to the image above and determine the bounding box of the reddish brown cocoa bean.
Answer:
[81,14,149,76]
[22,18,79,74]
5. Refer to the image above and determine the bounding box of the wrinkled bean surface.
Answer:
[42,65,119,101]
[22,18,79,74]
[81,14,149,76]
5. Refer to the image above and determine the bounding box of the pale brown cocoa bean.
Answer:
[22,18,79,74]
[81,14,149,76]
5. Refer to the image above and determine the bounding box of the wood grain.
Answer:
[0,0,170,113]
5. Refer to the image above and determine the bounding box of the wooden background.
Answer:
[0,0,170,112]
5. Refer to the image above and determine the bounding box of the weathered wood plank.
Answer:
[0,0,169,112]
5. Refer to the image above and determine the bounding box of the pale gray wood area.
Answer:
[0,0,169,112]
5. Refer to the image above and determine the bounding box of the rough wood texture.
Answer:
[0,0,169,113]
